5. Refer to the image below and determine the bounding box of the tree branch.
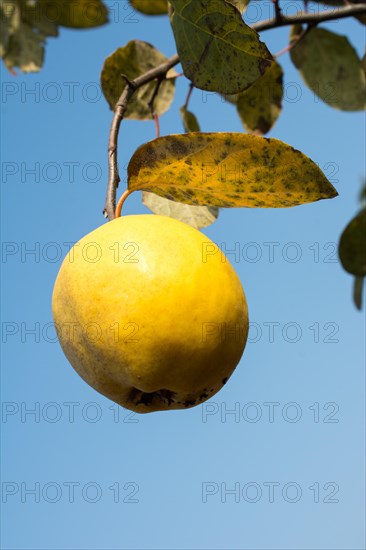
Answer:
[104,3,366,220]
[252,3,366,32]
[271,0,283,23]
[104,55,179,220]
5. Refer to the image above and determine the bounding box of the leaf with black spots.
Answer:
[169,0,273,94]
[290,26,366,111]
[235,60,283,134]
[128,132,338,208]
[101,40,175,119]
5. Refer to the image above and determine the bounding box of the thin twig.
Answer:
[115,189,134,218]
[274,23,313,58]
[148,77,164,112]
[166,71,184,79]
[148,77,165,139]
[184,82,195,110]
[104,3,366,220]
[152,114,160,138]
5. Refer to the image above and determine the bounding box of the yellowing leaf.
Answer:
[142,192,219,228]
[128,133,338,208]
[236,60,283,134]
[101,40,175,119]
[41,0,108,28]
[290,26,366,111]
[145,106,215,227]
[169,0,273,94]
[130,0,168,15]
[180,106,201,132]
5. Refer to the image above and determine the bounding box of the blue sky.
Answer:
[1,2,365,549]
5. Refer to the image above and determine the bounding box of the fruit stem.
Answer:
[115,189,133,218]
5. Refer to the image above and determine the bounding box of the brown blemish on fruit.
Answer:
[130,388,176,407]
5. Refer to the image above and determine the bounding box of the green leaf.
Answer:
[221,93,237,104]
[129,0,168,15]
[359,181,366,203]
[1,1,45,73]
[41,0,108,28]
[1,0,106,73]
[142,192,219,228]
[0,1,15,57]
[101,40,176,119]
[290,26,366,111]
[128,132,338,208]
[22,0,59,37]
[353,276,364,310]
[235,60,283,134]
[362,50,366,76]
[5,23,44,73]
[355,14,366,25]
[225,0,250,14]
[180,106,201,132]
[169,0,273,94]
[339,208,366,276]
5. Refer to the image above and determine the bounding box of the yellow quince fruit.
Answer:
[52,215,249,413]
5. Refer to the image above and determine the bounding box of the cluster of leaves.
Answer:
[0,0,108,73]
[125,0,365,122]
[102,0,365,306]
[2,0,365,306]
